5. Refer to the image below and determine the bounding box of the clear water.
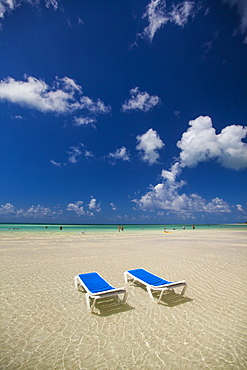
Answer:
[0,223,246,234]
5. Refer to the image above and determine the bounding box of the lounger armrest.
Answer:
[89,287,127,297]
[150,280,187,289]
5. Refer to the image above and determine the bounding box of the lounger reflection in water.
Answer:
[124,268,187,303]
[74,272,128,313]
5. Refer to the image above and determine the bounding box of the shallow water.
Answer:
[1,222,246,235]
[1,228,247,369]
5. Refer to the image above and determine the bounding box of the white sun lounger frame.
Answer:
[74,274,128,312]
[124,270,187,303]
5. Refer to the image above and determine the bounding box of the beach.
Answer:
[1,227,247,369]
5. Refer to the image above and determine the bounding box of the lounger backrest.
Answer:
[78,272,115,293]
[128,268,171,286]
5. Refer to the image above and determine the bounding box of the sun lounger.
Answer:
[124,268,187,303]
[74,272,128,312]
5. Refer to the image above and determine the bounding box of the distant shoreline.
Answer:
[0,222,246,226]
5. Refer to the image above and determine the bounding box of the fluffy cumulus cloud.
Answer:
[0,202,20,215]
[108,146,130,164]
[66,201,85,216]
[0,202,62,218]
[66,198,101,216]
[136,128,164,165]
[223,0,247,42]
[0,75,111,118]
[88,197,101,212]
[139,0,200,42]
[122,87,160,112]
[132,115,247,217]
[132,166,232,216]
[177,116,247,170]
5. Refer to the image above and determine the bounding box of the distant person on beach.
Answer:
[118,225,121,232]
[121,226,124,231]
[60,226,63,230]
[192,224,195,229]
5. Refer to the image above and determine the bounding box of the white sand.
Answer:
[1,228,247,369]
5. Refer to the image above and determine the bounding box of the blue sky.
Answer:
[0,0,247,224]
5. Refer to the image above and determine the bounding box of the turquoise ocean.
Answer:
[1,223,246,234]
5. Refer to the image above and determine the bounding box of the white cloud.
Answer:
[108,146,130,163]
[169,1,197,26]
[236,204,246,213]
[50,159,62,167]
[132,166,231,215]
[24,204,61,217]
[140,0,200,42]
[67,145,82,164]
[177,116,247,170]
[84,149,94,159]
[0,76,80,113]
[223,0,247,42]
[11,115,23,120]
[203,197,231,213]
[66,198,101,216]
[66,201,85,216]
[110,202,117,210]
[73,116,97,128]
[0,202,18,214]
[141,0,169,42]
[88,197,101,212]
[122,87,160,112]
[133,115,247,216]
[136,128,164,165]
[51,143,93,167]
[0,0,20,19]
[0,202,62,217]
[0,76,111,118]
[0,0,59,19]
[161,162,183,183]
[79,96,111,115]
[45,0,59,11]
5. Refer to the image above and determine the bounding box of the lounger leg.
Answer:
[147,287,155,300]
[124,271,129,283]
[122,292,128,304]
[158,290,164,303]
[74,276,79,289]
[85,293,91,310]
[91,298,97,312]
[181,285,187,296]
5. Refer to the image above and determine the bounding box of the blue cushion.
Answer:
[78,272,115,293]
[128,268,171,286]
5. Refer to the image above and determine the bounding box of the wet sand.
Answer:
[1,228,247,369]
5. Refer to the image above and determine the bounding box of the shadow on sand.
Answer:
[153,290,193,307]
[78,291,134,316]
[132,282,193,307]
[93,297,134,316]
